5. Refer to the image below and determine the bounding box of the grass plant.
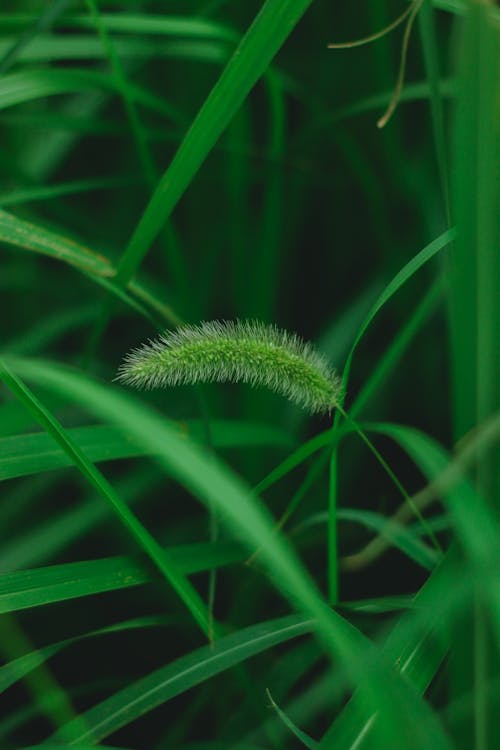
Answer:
[0,1,498,748]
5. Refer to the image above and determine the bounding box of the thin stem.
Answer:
[337,405,444,556]
[328,0,417,50]
[377,0,424,128]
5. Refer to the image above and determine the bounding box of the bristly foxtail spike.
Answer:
[116,320,341,416]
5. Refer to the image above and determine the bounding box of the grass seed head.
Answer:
[117,320,341,415]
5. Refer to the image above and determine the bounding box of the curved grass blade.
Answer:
[50,615,313,744]
[0,361,213,638]
[0,208,181,326]
[0,615,170,696]
[291,508,440,571]
[266,688,317,749]
[0,69,182,123]
[343,227,455,387]
[0,208,110,275]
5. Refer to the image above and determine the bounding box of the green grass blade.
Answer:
[0,0,71,74]
[51,614,314,744]
[0,542,244,614]
[343,227,455,387]
[418,0,451,222]
[0,69,182,122]
[0,208,111,275]
[0,208,181,326]
[0,421,292,481]
[0,34,233,65]
[266,688,317,749]
[2,12,238,42]
[450,6,500,744]
[0,175,138,207]
[114,0,318,285]
[0,615,170,695]
[0,361,213,638]
[350,281,442,418]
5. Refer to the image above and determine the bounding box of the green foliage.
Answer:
[0,1,498,748]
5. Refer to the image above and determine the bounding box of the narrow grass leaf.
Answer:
[0,208,180,326]
[0,361,213,637]
[0,542,244,614]
[50,615,314,743]
[0,615,170,695]
[0,0,71,74]
[33,12,238,42]
[266,689,318,749]
[343,227,455,386]
[418,0,450,220]
[0,421,292,481]
[0,69,182,122]
[114,0,320,284]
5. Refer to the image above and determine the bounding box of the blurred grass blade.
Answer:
[337,508,439,571]
[0,542,244,614]
[4,12,239,42]
[449,0,499,465]
[0,0,72,73]
[266,688,318,749]
[0,615,170,695]
[448,5,500,742]
[115,0,319,285]
[418,0,450,221]
[0,208,180,325]
[319,553,457,748]
[0,208,111,275]
[0,69,182,122]
[0,421,292,481]
[51,615,314,743]
[0,361,213,638]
